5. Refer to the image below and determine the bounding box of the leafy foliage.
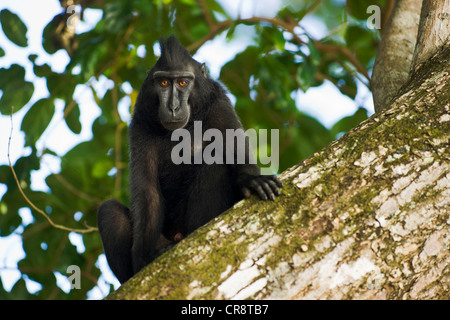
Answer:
[0,9,28,47]
[0,0,380,299]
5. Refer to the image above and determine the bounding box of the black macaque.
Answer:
[97,35,282,284]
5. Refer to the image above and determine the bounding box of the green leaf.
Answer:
[8,279,35,300]
[28,54,38,62]
[21,98,55,146]
[220,46,259,96]
[225,22,237,41]
[257,26,286,52]
[180,0,196,5]
[346,0,387,20]
[0,47,5,57]
[0,64,34,114]
[313,0,346,33]
[42,16,58,55]
[33,63,53,78]
[297,112,333,150]
[0,9,28,47]
[307,40,320,66]
[0,150,42,237]
[296,58,316,92]
[103,2,133,33]
[345,24,377,66]
[205,0,230,19]
[331,107,368,138]
[65,102,82,134]
[92,159,114,178]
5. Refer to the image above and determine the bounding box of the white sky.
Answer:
[0,0,374,299]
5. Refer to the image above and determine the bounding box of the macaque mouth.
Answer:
[162,118,188,130]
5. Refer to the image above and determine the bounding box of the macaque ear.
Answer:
[201,63,208,78]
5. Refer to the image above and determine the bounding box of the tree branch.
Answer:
[197,0,215,29]
[187,15,370,83]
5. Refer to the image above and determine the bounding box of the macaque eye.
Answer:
[160,80,169,87]
[178,80,188,87]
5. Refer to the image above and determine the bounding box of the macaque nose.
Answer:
[170,86,180,116]
[170,103,180,117]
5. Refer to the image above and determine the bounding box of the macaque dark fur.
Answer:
[97,35,282,283]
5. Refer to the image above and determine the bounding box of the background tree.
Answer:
[1,0,392,299]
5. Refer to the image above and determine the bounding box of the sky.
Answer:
[0,0,374,299]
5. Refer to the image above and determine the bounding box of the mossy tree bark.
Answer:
[107,44,450,300]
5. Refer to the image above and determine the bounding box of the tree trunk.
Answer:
[106,43,450,300]
[371,0,421,113]
[372,0,450,113]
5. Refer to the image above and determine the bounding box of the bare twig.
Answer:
[186,21,234,53]
[7,107,98,234]
[198,0,215,29]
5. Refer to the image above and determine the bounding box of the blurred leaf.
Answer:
[205,0,230,19]
[64,102,82,134]
[0,64,34,114]
[0,47,5,57]
[0,9,28,47]
[72,32,109,81]
[92,158,114,178]
[296,58,316,92]
[46,73,77,101]
[306,40,321,66]
[345,25,371,49]
[346,0,387,20]
[0,184,24,236]
[19,223,91,299]
[21,98,55,146]
[0,151,42,237]
[331,107,368,138]
[103,2,133,33]
[8,279,35,300]
[324,61,357,99]
[256,26,286,52]
[313,0,346,36]
[297,112,333,150]
[220,46,258,96]
[277,112,333,171]
[42,15,59,55]
[33,63,53,78]
[345,24,377,66]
